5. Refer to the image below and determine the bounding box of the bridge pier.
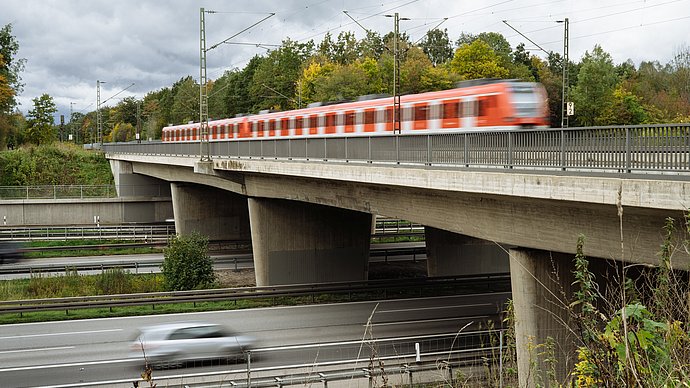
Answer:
[425,227,509,277]
[509,248,581,387]
[170,182,250,241]
[248,198,372,286]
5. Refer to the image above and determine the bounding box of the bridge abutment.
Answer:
[425,227,509,276]
[109,160,170,197]
[170,182,250,241]
[248,198,372,286]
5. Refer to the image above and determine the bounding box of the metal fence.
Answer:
[102,124,690,174]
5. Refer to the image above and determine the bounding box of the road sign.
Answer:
[566,102,574,116]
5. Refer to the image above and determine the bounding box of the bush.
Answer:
[96,268,132,295]
[161,233,216,291]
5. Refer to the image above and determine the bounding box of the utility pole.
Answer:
[559,18,570,128]
[97,80,105,147]
[386,13,409,134]
[69,102,75,142]
[136,101,142,143]
[199,7,211,161]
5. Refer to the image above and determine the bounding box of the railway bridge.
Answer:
[104,124,690,386]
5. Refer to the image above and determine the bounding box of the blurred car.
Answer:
[130,322,255,367]
[0,241,24,265]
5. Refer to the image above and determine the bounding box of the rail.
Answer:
[103,124,690,175]
[0,223,175,241]
[0,273,510,315]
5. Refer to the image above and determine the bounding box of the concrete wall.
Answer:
[170,182,250,241]
[248,198,372,286]
[109,159,171,197]
[425,227,509,277]
[0,197,173,225]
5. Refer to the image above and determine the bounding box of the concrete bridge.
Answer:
[104,124,690,386]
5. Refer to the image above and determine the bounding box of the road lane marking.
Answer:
[0,328,122,340]
[0,346,75,355]
[377,303,492,313]
[366,315,490,326]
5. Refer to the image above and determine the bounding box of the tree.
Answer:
[420,28,453,66]
[0,24,25,113]
[170,76,199,125]
[449,40,509,80]
[570,45,619,126]
[161,233,216,291]
[26,94,57,145]
[597,86,648,125]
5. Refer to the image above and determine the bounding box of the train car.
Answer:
[161,79,549,143]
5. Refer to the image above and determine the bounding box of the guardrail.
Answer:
[0,184,172,199]
[103,124,690,174]
[0,274,510,315]
[0,223,176,241]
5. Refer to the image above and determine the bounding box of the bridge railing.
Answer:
[0,184,172,200]
[103,124,690,174]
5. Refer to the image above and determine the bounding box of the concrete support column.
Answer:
[109,160,171,197]
[509,248,578,387]
[425,227,509,277]
[248,198,372,286]
[170,182,250,241]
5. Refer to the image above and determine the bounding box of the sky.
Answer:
[2,0,689,122]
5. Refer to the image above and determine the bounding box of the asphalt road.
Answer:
[0,292,509,387]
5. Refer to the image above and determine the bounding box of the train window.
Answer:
[336,113,344,126]
[443,101,459,119]
[326,113,335,128]
[295,117,303,130]
[365,110,375,125]
[318,115,326,128]
[414,105,428,121]
[309,115,318,130]
[268,120,275,133]
[234,123,239,134]
[375,109,384,123]
[281,118,288,132]
[429,103,441,120]
[386,107,394,123]
[345,112,355,126]
[288,117,295,130]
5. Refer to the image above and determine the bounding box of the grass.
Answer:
[23,239,164,258]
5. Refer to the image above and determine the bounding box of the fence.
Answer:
[103,124,690,174]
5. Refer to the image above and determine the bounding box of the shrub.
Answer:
[96,268,132,295]
[161,233,216,291]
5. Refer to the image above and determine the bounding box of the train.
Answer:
[161,79,549,143]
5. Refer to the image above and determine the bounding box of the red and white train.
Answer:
[161,80,549,143]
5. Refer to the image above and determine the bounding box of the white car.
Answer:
[130,322,255,367]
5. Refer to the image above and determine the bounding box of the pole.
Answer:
[561,18,569,128]
[199,7,211,161]
[69,102,75,142]
[96,80,104,147]
[393,13,401,134]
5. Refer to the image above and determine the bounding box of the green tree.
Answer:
[0,24,25,113]
[357,30,385,60]
[26,94,57,145]
[250,39,313,111]
[170,76,199,125]
[313,63,369,102]
[161,233,216,291]
[420,28,453,66]
[571,45,619,126]
[401,46,434,94]
[450,40,509,80]
[597,86,648,125]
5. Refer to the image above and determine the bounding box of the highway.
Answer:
[0,242,426,280]
[0,292,509,387]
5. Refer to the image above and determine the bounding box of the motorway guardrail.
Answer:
[0,274,510,315]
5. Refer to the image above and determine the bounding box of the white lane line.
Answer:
[0,346,75,355]
[0,358,134,373]
[0,328,122,340]
[377,303,492,313]
[367,315,490,327]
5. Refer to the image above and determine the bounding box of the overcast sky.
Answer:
[2,0,689,121]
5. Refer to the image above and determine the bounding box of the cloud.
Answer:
[2,0,689,121]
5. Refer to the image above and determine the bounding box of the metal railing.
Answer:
[0,274,510,315]
[0,184,170,199]
[0,223,175,241]
[103,124,690,174]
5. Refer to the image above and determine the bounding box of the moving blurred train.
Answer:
[161,79,549,143]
